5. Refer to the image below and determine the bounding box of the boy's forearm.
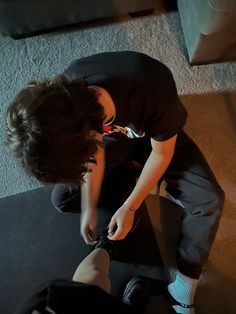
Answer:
[124,150,173,210]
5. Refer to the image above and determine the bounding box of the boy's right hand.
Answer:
[80,209,98,245]
[108,205,135,241]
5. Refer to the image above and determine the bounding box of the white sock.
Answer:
[167,271,198,313]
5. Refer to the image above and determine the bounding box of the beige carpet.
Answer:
[182,91,236,314]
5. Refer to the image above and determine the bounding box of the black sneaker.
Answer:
[94,212,140,260]
[122,276,151,313]
[94,229,117,259]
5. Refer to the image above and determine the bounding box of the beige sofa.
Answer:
[0,0,160,39]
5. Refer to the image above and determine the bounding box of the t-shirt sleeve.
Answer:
[148,97,187,141]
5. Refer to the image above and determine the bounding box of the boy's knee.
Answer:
[51,195,67,213]
[51,190,81,213]
[208,185,225,216]
[191,185,225,218]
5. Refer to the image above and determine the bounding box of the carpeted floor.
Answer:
[0,4,236,314]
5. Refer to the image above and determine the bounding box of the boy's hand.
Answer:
[108,205,135,240]
[80,209,98,245]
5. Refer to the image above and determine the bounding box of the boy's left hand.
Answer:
[80,209,98,245]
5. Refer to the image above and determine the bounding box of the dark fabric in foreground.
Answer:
[0,184,164,314]
[15,280,133,314]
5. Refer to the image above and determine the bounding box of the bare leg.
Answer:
[72,248,111,293]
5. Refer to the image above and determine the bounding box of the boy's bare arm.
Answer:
[125,135,177,209]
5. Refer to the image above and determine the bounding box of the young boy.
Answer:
[5,51,224,313]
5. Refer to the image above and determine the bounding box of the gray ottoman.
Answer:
[178,0,236,64]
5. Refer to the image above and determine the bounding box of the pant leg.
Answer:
[51,184,81,213]
[162,131,225,278]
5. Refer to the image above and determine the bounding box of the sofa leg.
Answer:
[128,8,154,18]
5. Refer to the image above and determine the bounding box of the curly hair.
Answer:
[4,75,104,185]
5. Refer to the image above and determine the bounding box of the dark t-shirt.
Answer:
[63,51,187,141]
